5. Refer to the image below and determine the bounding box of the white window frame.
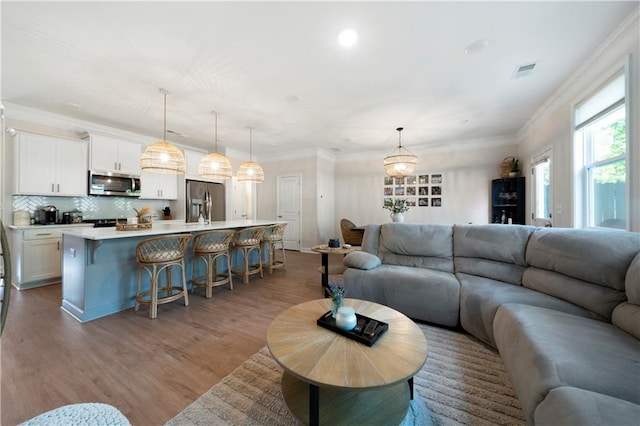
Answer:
[572,59,630,230]
[531,147,552,227]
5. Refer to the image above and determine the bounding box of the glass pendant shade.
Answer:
[141,89,185,175]
[237,128,264,183]
[199,111,233,179]
[384,127,417,179]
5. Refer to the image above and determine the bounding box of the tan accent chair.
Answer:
[231,226,267,284]
[0,220,12,336]
[261,223,287,273]
[135,234,191,319]
[192,229,235,298]
[340,218,364,246]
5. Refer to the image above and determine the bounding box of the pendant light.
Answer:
[199,111,233,179]
[237,127,264,183]
[383,127,417,178]
[140,88,186,175]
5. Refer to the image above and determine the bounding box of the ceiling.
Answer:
[1,1,636,159]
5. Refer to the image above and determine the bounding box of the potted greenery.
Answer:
[383,198,409,222]
[509,158,520,178]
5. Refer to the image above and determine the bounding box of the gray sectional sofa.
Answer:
[343,223,640,425]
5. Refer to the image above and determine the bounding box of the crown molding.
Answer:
[517,6,639,141]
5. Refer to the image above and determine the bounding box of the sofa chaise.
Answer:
[343,223,640,425]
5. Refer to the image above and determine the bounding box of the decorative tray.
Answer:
[115,222,152,231]
[317,311,388,347]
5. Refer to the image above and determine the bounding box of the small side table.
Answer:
[311,244,359,295]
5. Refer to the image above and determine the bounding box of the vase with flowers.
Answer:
[383,198,409,222]
[326,279,347,318]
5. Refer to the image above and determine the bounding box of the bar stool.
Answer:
[231,226,267,284]
[192,229,234,298]
[135,234,191,319]
[261,223,287,273]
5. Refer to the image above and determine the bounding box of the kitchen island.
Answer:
[61,220,284,322]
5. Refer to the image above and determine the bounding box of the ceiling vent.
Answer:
[512,62,537,79]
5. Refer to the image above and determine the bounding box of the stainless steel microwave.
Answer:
[88,171,141,197]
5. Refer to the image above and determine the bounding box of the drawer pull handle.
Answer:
[36,233,53,236]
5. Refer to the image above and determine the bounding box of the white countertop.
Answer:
[60,220,286,241]
[8,223,94,230]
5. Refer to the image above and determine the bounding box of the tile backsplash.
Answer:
[12,195,171,221]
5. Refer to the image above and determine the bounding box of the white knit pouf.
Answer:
[19,403,130,426]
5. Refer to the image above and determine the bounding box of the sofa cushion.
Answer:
[624,251,640,304]
[343,251,381,270]
[378,223,453,273]
[458,273,599,347]
[612,252,640,339]
[361,224,381,255]
[453,224,535,285]
[494,303,640,424]
[344,264,460,327]
[534,387,640,426]
[524,228,640,319]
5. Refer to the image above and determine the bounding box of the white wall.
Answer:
[334,143,517,227]
[517,9,639,231]
[257,156,319,249]
[317,154,336,243]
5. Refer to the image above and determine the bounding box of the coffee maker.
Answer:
[36,206,59,225]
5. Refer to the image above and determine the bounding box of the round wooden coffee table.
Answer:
[267,298,428,425]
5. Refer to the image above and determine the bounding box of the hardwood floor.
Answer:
[1,250,345,425]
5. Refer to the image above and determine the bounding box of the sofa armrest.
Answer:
[343,251,381,270]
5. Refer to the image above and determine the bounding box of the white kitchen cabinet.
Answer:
[89,134,142,175]
[139,171,178,200]
[185,149,205,179]
[15,132,88,196]
[12,228,61,289]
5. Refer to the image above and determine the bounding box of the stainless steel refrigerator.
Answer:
[185,179,225,223]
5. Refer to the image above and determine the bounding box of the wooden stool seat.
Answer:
[231,226,266,284]
[135,234,191,319]
[192,230,234,298]
[261,223,287,273]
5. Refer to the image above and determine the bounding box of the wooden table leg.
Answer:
[309,383,319,426]
[408,377,414,400]
[321,252,329,296]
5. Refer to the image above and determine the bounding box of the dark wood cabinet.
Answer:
[491,177,525,224]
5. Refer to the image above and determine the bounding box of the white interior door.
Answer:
[277,175,301,251]
[232,177,254,220]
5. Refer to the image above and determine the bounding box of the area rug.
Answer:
[166,323,526,425]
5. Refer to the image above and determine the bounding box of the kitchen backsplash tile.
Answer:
[12,195,169,220]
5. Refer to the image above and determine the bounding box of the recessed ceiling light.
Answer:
[464,39,489,55]
[338,29,358,47]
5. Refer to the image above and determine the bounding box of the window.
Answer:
[532,152,551,226]
[574,72,627,230]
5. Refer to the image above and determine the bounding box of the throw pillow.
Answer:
[343,251,381,270]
